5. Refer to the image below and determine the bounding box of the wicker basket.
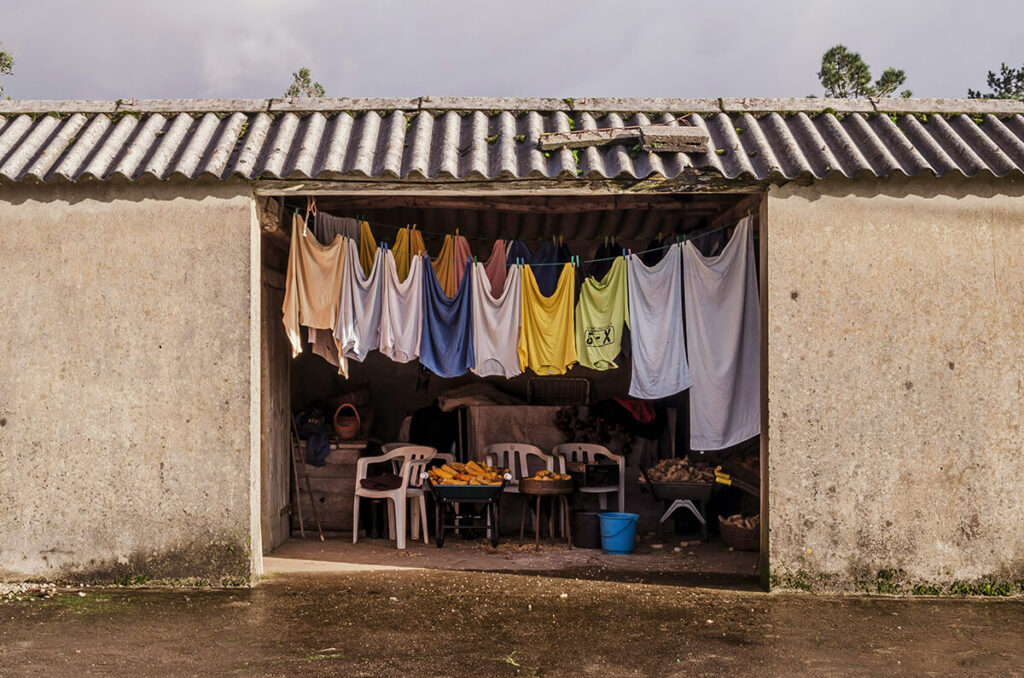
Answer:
[519,477,574,495]
[333,403,361,440]
[718,514,760,551]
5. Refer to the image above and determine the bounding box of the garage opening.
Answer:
[259,191,766,586]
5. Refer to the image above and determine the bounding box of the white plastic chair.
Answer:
[486,443,555,534]
[553,443,626,513]
[353,445,435,549]
[484,443,554,492]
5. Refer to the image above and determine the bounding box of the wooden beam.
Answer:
[306,194,727,214]
[538,128,640,151]
[253,175,767,197]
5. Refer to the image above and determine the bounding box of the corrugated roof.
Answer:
[1,97,1022,185]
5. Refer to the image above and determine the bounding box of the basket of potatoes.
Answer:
[719,513,760,551]
[519,469,574,494]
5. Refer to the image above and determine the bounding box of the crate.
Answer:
[565,461,619,487]
[527,377,590,405]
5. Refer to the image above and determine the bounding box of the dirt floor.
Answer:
[2,568,1024,677]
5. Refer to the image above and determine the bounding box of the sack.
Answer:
[334,403,361,439]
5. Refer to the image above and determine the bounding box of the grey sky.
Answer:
[3,0,1022,100]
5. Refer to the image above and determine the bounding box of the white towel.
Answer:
[683,217,761,450]
[626,243,693,399]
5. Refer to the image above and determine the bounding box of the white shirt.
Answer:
[379,251,424,363]
[335,242,384,361]
[470,262,522,378]
[626,243,693,399]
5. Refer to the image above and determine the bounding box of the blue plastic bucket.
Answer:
[599,512,639,555]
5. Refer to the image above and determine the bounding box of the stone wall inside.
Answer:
[0,178,260,584]
[767,173,1024,593]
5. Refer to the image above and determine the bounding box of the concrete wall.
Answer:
[0,178,261,584]
[767,174,1024,593]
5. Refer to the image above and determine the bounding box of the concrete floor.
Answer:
[264,532,760,588]
[2,570,1023,676]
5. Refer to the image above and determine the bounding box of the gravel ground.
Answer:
[1,570,1023,677]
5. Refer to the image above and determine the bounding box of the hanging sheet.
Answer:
[420,259,475,378]
[518,263,578,375]
[575,256,629,370]
[683,216,761,450]
[335,242,384,362]
[379,250,424,363]
[471,261,522,378]
[626,243,692,399]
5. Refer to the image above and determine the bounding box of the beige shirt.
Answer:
[282,213,348,366]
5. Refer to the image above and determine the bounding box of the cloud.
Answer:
[1,0,1021,99]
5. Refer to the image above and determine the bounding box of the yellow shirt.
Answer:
[518,263,578,375]
[358,220,377,277]
[392,227,426,282]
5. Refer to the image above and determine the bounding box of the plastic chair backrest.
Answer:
[485,443,551,480]
[388,445,437,488]
[553,443,622,473]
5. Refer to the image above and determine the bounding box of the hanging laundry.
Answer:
[483,239,508,298]
[471,260,522,378]
[518,263,578,375]
[358,220,378,277]
[431,234,473,297]
[282,213,348,359]
[379,250,424,363]
[335,242,384,362]
[392,227,426,283]
[308,328,348,377]
[420,259,475,378]
[506,240,562,296]
[683,216,761,451]
[575,256,629,370]
[587,239,618,280]
[312,213,359,246]
[640,235,668,266]
[626,243,692,399]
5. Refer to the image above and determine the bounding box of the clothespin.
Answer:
[621,248,626,258]
[455,227,460,236]
[559,234,564,246]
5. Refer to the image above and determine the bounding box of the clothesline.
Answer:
[284,206,746,267]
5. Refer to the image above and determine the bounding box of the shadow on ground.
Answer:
[2,569,1023,677]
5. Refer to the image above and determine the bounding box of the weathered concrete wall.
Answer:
[0,178,261,584]
[767,173,1024,593]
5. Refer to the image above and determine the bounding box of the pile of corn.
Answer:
[428,461,504,486]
